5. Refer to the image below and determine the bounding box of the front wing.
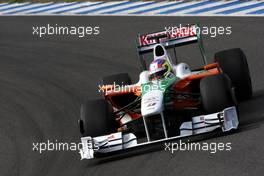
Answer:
[79,106,238,160]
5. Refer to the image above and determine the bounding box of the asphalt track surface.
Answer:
[0,16,264,176]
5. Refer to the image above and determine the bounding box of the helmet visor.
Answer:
[150,69,167,80]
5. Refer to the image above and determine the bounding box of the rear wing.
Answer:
[136,24,207,70]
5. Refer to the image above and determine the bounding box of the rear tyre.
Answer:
[78,99,117,137]
[200,74,236,113]
[214,48,252,101]
[102,73,131,86]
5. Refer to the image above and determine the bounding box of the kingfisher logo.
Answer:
[139,25,196,46]
[170,26,196,38]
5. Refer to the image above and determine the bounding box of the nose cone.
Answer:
[141,90,164,117]
[153,44,167,60]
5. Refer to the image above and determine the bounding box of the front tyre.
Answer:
[200,74,236,113]
[78,99,117,137]
[214,48,252,101]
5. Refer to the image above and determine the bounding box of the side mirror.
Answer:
[78,119,85,134]
[139,71,150,84]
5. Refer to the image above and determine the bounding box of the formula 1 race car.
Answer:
[78,24,252,160]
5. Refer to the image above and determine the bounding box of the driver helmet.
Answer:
[149,58,172,80]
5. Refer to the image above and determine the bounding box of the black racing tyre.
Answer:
[214,48,252,101]
[78,99,117,137]
[200,74,236,113]
[102,73,131,86]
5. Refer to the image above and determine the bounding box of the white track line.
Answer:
[202,0,260,15]
[228,3,264,15]
[1,13,264,17]
[38,2,92,14]
[91,1,144,14]
[2,3,49,14]
[22,3,75,14]
[145,1,200,15]
[67,1,128,14]
[172,0,231,15]
[0,3,29,11]
[115,1,175,14]
[129,1,177,14]
[0,1,263,16]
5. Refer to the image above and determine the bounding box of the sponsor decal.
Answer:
[139,25,196,46]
